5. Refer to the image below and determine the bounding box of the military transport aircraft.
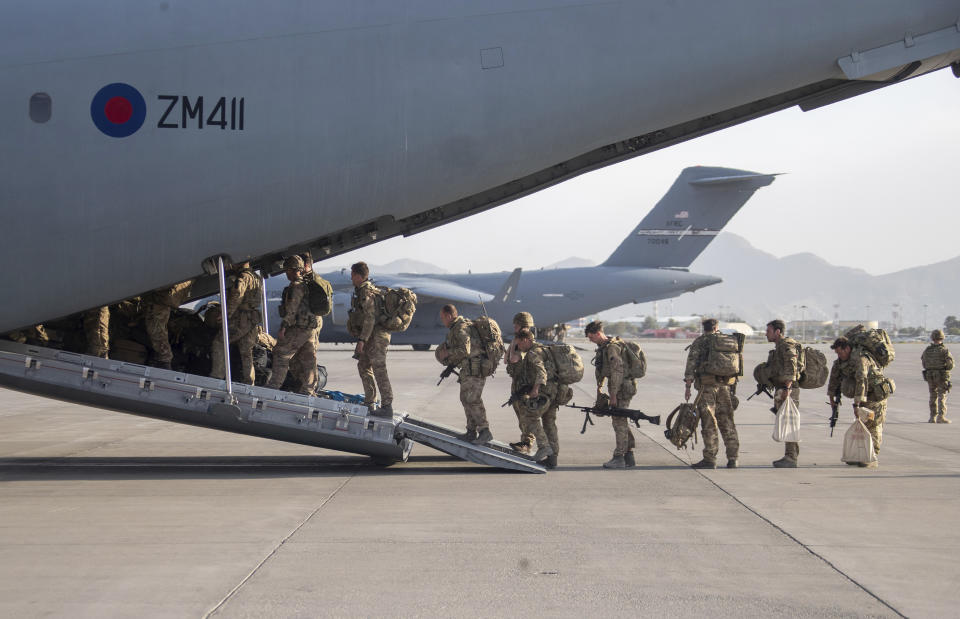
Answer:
[265,166,775,348]
[2,2,959,470]
[3,2,960,332]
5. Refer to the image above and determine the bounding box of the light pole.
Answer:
[866,304,871,326]
[924,304,929,332]
[833,303,840,337]
[800,305,807,343]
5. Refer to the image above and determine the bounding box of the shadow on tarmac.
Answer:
[0,455,533,480]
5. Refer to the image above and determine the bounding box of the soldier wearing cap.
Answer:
[349,261,393,416]
[265,256,318,393]
[922,329,953,424]
[828,335,891,467]
[505,311,537,453]
[210,261,262,385]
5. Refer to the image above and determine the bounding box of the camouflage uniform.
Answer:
[144,280,193,365]
[685,333,739,463]
[764,336,802,462]
[515,342,559,454]
[922,342,953,422]
[288,320,322,394]
[444,316,489,432]
[829,351,890,455]
[266,277,318,393]
[352,280,392,406]
[83,306,110,358]
[210,268,262,385]
[595,337,639,457]
[507,312,537,447]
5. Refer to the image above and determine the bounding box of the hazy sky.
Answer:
[331,69,959,276]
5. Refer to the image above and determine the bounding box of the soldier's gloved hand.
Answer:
[684,383,691,402]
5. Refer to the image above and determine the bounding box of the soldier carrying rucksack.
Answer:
[436,304,495,445]
[922,329,953,424]
[347,261,395,417]
[683,318,742,470]
[586,321,645,469]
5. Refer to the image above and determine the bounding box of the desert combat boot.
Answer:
[603,453,626,469]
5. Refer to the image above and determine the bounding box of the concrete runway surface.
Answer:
[1,339,957,618]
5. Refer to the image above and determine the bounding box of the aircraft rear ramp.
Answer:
[0,341,543,473]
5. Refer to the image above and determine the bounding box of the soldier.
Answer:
[586,321,639,469]
[828,336,891,467]
[286,252,324,394]
[210,261,262,385]
[505,311,537,453]
[922,329,953,424]
[265,256,318,394]
[350,261,393,416]
[557,323,569,343]
[83,306,110,358]
[437,304,492,444]
[513,328,556,464]
[761,319,801,468]
[143,280,193,369]
[683,318,740,469]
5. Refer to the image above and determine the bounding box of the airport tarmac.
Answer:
[1,339,957,618]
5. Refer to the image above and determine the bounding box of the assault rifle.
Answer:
[828,385,842,437]
[747,383,777,413]
[502,385,533,408]
[437,364,459,386]
[564,403,661,434]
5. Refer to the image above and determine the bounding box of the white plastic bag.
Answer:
[772,397,801,443]
[842,418,877,464]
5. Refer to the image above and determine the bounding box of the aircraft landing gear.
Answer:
[953,62,960,78]
[411,344,431,352]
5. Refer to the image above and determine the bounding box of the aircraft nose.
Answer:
[687,273,722,292]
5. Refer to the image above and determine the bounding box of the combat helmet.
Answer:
[283,255,305,271]
[513,311,534,328]
[932,329,944,341]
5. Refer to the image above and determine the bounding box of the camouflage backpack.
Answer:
[376,287,417,332]
[304,273,333,316]
[844,325,895,368]
[700,332,744,377]
[619,338,647,380]
[664,402,699,450]
[922,344,954,371]
[470,316,505,377]
[797,345,828,389]
[545,343,585,385]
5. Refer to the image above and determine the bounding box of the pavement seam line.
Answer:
[642,430,906,618]
[202,474,355,618]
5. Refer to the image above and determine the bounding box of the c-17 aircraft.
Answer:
[2,3,960,470]
[266,166,775,348]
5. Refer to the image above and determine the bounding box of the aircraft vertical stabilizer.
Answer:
[602,166,776,268]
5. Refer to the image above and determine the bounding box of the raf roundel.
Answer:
[90,83,146,138]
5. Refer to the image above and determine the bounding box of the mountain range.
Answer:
[330,234,958,329]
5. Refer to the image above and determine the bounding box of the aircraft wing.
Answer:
[372,275,493,305]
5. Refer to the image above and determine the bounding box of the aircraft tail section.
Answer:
[602,166,777,268]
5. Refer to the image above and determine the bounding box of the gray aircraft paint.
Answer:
[266,166,774,346]
[3,2,960,332]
